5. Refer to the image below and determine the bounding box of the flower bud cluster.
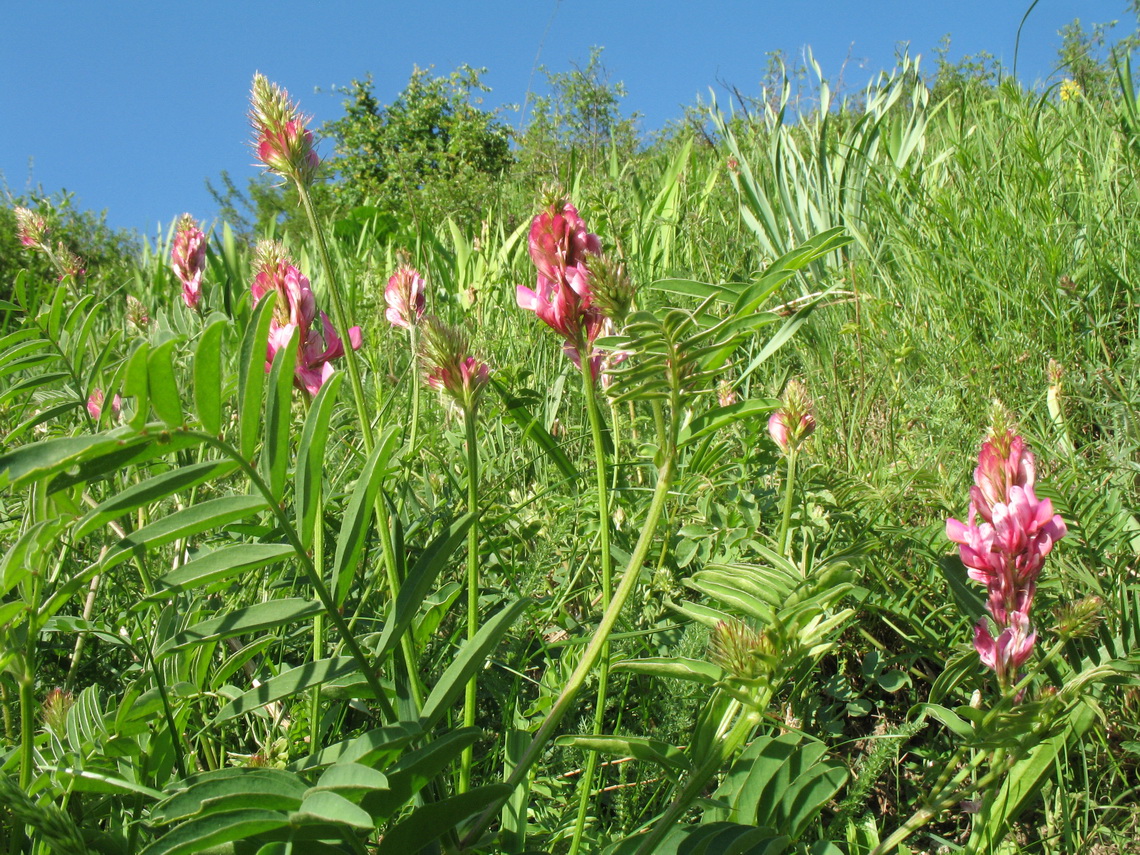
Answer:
[418,315,490,416]
[946,428,1067,688]
[385,265,426,330]
[768,379,815,454]
[249,73,320,186]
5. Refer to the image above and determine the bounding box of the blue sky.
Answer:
[2,1,1132,236]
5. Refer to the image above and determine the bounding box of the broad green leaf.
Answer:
[295,371,343,551]
[359,728,481,822]
[612,657,724,686]
[46,428,207,493]
[375,785,513,854]
[292,790,373,829]
[556,735,691,775]
[372,512,476,659]
[124,339,151,431]
[290,722,423,773]
[139,809,289,855]
[156,598,323,657]
[238,294,276,461]
[332,427,401,606]
[148,338,184,427]
[678,399,781,447]
[0,429,133,490]
[214,657,361,723]
[914,703,977,740]
[73,459,239,541]
[101,495,269,572]
[194,318,228,435]
[150,769,306,825]
[420,598,530,730]
[152,543,295,597]
[261,326,299,500]
[308,763,389,801]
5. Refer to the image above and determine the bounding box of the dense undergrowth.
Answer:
[3,52,1140,854]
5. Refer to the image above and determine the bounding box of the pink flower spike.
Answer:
[528,200,600,283]
[385,266,426,329]
[15,206,48,249]
[249,74,320,185]
[171,214,208,310]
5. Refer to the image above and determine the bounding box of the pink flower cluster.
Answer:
[251,243,362,396]
[87,389,122,422]
[171,214,207,310]
[517,200,606,379]
[946,432,1067,687]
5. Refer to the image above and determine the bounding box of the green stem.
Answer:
[310,477,325,755]
[459,408,481,794]
[294,181,370,447]
[408,325,421,456]
[776,448,798,557]
[569,362,614,855]
[459,452,676,851]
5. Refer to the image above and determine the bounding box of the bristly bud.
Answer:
[41,688,73,736]
[249,73,320,186]
[588,254,636,326]
[171,213,208,310]
[709,620,773,681]
[985,400,1017,457]
[768,379,815,454]
[419,315,490,416]
[718,378,738,408]
[1054,595,1104,640]
[15,206,48,249]
[56,242,85,283]
[126,295,150,330]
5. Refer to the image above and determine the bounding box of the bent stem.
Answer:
[459,407,481,793]
[569,361,614,855]
[459,448,675,851]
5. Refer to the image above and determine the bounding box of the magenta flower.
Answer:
[251,243,361,396]
[517,199,612,380]
[171,214,208,310]
[527,200,601,284]
[385,266,426,330]
[249,73,320,185]
[87,389,122,421]
[946,429,1067,689]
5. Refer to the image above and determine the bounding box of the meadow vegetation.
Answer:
[3,33,1140,855]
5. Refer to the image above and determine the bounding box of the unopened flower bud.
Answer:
[15,206,48,249]
[769,379,815,454]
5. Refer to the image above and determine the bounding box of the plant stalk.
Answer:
[460,408,481,794]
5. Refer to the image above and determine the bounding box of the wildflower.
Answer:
[171,214,208,310]
[768,379,815,454]
[15,206,47,249]
[385,265,426,329]
[87,389,122,421]
[251,242,361,396]
[249,73,320,185]
[527,199,600,284]
[718,379,738,408]
[419,315,490,415]
[1059,79,1081,102]
[517,198,613,381]
[946,425,1067,689]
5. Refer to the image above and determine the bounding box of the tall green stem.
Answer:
[776,448,798,557]
[295,181,423,712]
[408,325,421,455]
[460,451,676,851]
[569,364,614,855]
[459,409,481,793]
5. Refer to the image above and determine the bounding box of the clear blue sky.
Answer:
[2,1,1132,236]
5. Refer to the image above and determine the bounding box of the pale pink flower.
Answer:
[87,389,122,421]
[527,200,601,284]
[385,266,426,329]
[15,206,47,249]
[171,214,208,310]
